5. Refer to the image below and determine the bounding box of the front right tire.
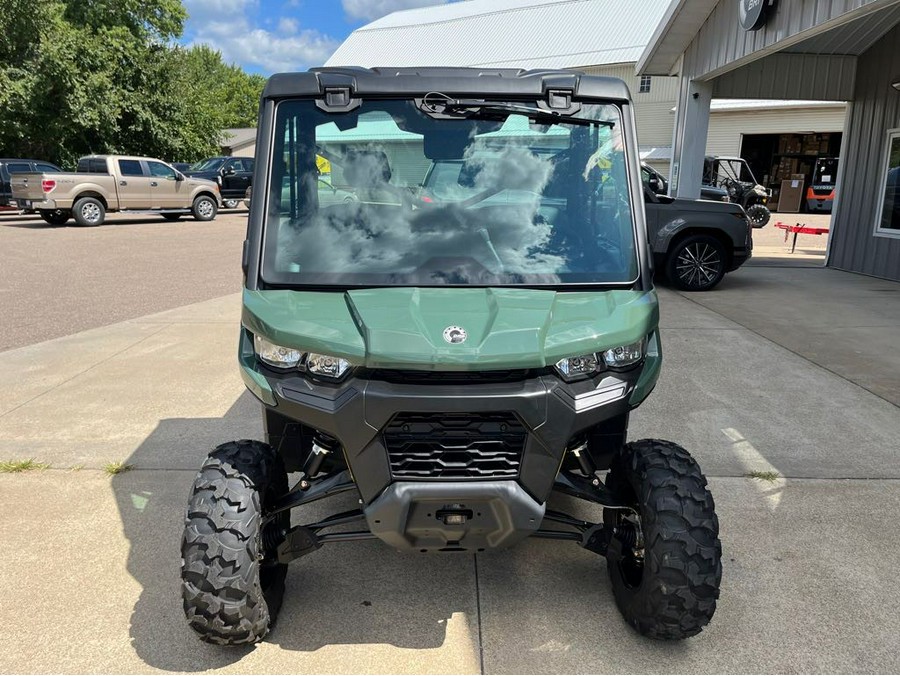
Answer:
[746,203,771,228]
[191,194,218,221]
[181,440,289,645]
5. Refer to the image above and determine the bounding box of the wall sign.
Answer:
[739,0,777,31]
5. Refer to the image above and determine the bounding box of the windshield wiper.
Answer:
[419,97,614,128]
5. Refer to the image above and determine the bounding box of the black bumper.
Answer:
[265,367,641,506]
[729,246,752,271]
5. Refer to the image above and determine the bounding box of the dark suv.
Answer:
[183,156,254,208]
[1,158,62,209]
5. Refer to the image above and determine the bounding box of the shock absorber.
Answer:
[567,436,596,477]
[303,432,339,478]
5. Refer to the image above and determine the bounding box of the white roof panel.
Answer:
[326,0,672,70]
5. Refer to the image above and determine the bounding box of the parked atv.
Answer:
[180,67,722,646]
[703,155,771,227]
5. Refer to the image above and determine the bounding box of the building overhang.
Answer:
[636,0,719,76]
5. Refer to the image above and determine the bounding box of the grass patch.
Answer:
[103,461,134,476]
[746,470,781,482]
[0,459,51,473]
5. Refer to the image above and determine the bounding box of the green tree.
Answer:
[0,0,263,167]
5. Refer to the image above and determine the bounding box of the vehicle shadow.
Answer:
[112,392,472,672]
[0,211,245,229]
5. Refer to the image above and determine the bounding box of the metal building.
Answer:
[326,0,852,205]
[640,0,900,281]
[325,0,680,175]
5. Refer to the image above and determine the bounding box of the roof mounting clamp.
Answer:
[538,89,580,115]
[316,86,361,113]
[547,89,572,109]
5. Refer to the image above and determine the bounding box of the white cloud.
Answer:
[278,17,300,34]
[184,0,339,73]
[341,0,454,22]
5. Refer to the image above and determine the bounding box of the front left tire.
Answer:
[604,439,722,640]
[666,234,727,291]
[181,440,289,645]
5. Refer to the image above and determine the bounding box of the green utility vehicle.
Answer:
[180,67,722,645]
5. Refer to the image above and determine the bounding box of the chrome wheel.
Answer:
[193,196,217,221]
[81,202,101,224]
[223,199,238,209]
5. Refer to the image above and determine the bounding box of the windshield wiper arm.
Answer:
[420,98,614,128]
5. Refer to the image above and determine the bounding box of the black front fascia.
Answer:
[262,367,641,505]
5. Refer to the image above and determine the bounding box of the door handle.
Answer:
[119,181,127,186]
[150,181,158,187]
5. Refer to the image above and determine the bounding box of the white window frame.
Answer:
[873,127,900,239]
[638,75,651,94]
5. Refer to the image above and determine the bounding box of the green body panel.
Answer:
[629,333,662,406]
[242,287,660,372]
[238,329,275,405]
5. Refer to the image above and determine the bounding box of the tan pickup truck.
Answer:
[11,155,222,226]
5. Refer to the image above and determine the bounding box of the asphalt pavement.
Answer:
[0,209,247,352]
[0,209,898,673]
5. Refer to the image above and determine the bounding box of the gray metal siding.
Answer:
[686,0,889,80]
[829,23,900,281]
[712,53,856,100]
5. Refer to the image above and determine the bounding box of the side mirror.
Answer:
[648,176,659,191]
[175,172,184,182]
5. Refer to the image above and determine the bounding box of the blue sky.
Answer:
[180,0,458,75]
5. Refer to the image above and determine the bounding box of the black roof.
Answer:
[262,67,632,102]
[0,158,60,165]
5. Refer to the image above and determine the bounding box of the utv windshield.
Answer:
[262,99,638,286]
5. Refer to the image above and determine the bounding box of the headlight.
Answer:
[602,339,645,369]
[306,353,352,379]
[554,354,601,381]
[253,335,302,369]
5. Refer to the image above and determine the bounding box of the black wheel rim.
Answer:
[608,478,645,590]
[676,242,722,288]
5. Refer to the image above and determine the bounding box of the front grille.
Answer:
[368,369,536,385]
[383,412,526,479]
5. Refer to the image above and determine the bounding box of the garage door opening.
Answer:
[740,132,843,214]
[739,132,842,263]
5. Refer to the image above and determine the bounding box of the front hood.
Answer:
[187,177,218,188]
[242,287,658,370]
[670,197,743,214]
[185,171,217,180]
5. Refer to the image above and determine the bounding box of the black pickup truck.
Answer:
[182,156,254,208]
[1,158,62,208]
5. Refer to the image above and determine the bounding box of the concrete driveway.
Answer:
[0,234,898,671]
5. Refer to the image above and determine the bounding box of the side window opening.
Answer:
[639,75,651,94]
[118,160,144,176]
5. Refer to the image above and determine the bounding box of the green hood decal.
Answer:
[242,287,658,370]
